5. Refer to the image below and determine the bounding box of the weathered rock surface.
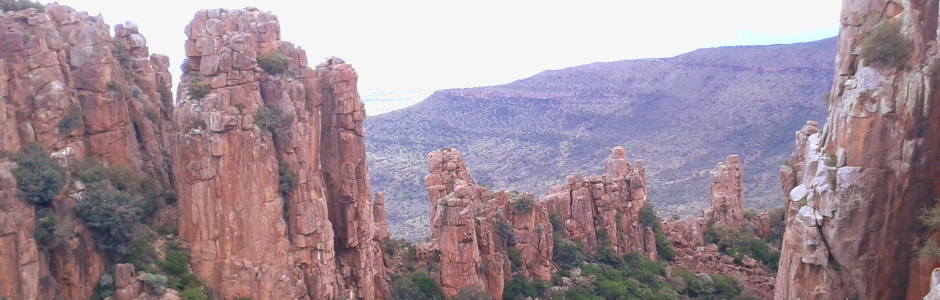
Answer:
[541,147,658,259]
[0,4,174,300]
[775,1,940,299]
[704,155,745,227]
[172,8,388,300]
[423,148,554,299]
[662,155,775,299]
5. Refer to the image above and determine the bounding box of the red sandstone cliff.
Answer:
[775,1,940,299]
[173,8,388,300]
[0,5,391,300]
[541,147,658,259]
[0,4,177,300]
[423,148,554,298]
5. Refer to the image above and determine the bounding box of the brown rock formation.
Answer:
[0,4,175,300]
[424,148,554,298]
[704,155,745,227]
[541,147,658,259]
[774,1,940,299]
[173,8,387,300]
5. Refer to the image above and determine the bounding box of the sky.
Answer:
[51,0,842,114]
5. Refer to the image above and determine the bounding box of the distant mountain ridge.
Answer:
[366,37,836,240]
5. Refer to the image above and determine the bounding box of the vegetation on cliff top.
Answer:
[257,50,293,75]
[0,0,44,12]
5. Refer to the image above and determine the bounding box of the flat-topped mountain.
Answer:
[366,37,835,240]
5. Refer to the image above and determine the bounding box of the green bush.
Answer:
[453,285,491,300]
[158,85,174,110]
[141,272,168,295]
[277,159,298,196]
[162,250,189,276]
[859,21,909,68]
[187,79,211,100]
[256,104,294,144]
[704,224,751,252]
[552,233,584,269]
[57,104,84,133]
[178,287,208,300]
[182,117,207,133]
[549,212,564,231]
[507,247,523,271]
[639,204,675,261]
[0,0,44,12]
[34,207,73,249]
[390,269,444,300]
[595,229,610,246]
[508,191,534,214]
[493,217,514,246]
[503,274,547,300]
[11,143,66,205]
[257,51,293,75]
[74,181,147,256]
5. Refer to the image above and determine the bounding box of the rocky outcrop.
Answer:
[541,147,658,259]
[0,4,175,300]
[774,1,940,299]
[424,148,554,299]
[172,8,388,300]
[704,155,745,227]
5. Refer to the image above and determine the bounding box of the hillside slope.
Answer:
[366,38,835,240]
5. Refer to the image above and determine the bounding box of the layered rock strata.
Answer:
[541,147,658,259]
[424,148,555,299]
[775,1,940,299]
[0,4,175,300]
[704,155,745,227]
[173,8,388,300]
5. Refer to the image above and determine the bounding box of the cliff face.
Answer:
[775,1,940,299]
[0,4,175,300]
[173,8,388,300]
[541,147,658,259]
[424,148,554,299]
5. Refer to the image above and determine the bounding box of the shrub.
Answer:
[552,233,584,269]
[0,0,44,12]
[183,117,207,133]
[11,143,66,205]
[743,208,758,221]
[277,159,298,196]
[256,104,294,144]
[390,269,444,300]
[918,240,940,262]
[57,103,84,133]
[639,204,676,261]
[34,208,73,248]
[507,247,523,271]
[178,288,208,300]
[382,237,411,256]
[767,207,786,239]
[503,274,547,300]
[162,250,189,276]
[595,229,610,246]
[453,285,491,300]
[141,272,168,295]
[711,274,744,299]
[508,191,534,214]
[704,223,751,252]
[922,203,940,229]
[549,212,564,231]
[187,79,211,100]
[158,85,174,109]
[494,217,514,246]
[257,51,292,75]
[74,181,146,256]
[859,21,909,68]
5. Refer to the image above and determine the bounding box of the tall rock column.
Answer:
[542,147,658,259]
[775,1,940,299]
[424,148,554,299]
[705,155,745,227]
[318,57,389,300]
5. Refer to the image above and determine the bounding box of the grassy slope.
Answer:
[367,38,835,240]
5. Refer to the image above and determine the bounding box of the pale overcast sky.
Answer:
[51,0,842,114]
